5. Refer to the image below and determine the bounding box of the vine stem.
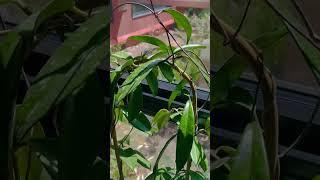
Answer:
[111,123,124,180]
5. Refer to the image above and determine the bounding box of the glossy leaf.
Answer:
[58,75,107,180]
[116,59,163,102]
[285,23,320,82]
[168,80,187,108]
[131,112,152,133]
[15,11,110,142]
[129,35,169,52]
[190,137,208,172]
[146,68,159,96]
[151,109,170,133]
[111,51,133,60]
[176,100,195,171]
[159,62,174,82]
[164,9,192,43]
[120,147,151,170]
[228,121,270,180]
[173,44,206,54]
[128,85,143,121]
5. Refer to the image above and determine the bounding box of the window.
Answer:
[132,4,170,18]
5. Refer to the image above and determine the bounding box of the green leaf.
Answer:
[120,147,151,170]
[111,59,134,88]
[164,9,192,43]
[116,59,163,102]
[183,50,210,85]
[228,121,270,180]
[205,117,210,136]
[111,51,133,60]
[151,109,170,133]
[15,11,110,142]
[58,75,107,180]
[189,171,207,180]
[17,0,74,35]
[159,62,174,82]
[0,32,24,176]
[129,35,169,52]
[168,80,187,108]
[130,112,152,133]
[0,0,12,5]
[128,85,143,121]
[176,100,195,171]
[146,68,159,96]
[191,137,208,172]
[146,168,173,180]
[285,23,320,83]
[15,123,44,180]
[173,44,206,54]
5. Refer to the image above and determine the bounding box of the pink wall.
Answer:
[111,0,209,45]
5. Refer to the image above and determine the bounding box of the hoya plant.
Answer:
[212,0,320,180]
[110,2,210,180]
[1,0,109,179]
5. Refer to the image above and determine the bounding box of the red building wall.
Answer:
[111,0,209,45]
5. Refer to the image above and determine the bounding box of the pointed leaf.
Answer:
[285,23,320,82]
[164,9,192,43]
[128,85,143,121]
[168,80,187,108]
[191,137,208,172]
[120,147,151,170]
[159,62,174,82]
[173,44,206,54]
[176,100,195,171]
[146,68,159,96]
[228,121,270,180]
[116,59,163,102]
[129,35,169,52]
[15,11,110,142]
[151,109,170,133]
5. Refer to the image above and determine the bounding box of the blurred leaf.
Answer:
[212,27,287,106]
[151,109,170,133]
[285,23,320,83]
[227,86,254,106]
[313,175,320,180]
[120,147,151,170]
[168,80,187,108]
[129,35,169,52]
[17,0,74,35]
[15,123,45,180]
[212,56,248,106]
[164,9,192,43]
[176,100,195,171]
[212,157,231,170]
[0,0,11,5]
[159,62,174,82]
[228,121,270,180]
[146,68,159,96]
[15,11,110,142]
[58,75,107,180]
[191,137,208,172]
[116,59,163,102]
[128,85,143,121]
[28,138,58,161]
